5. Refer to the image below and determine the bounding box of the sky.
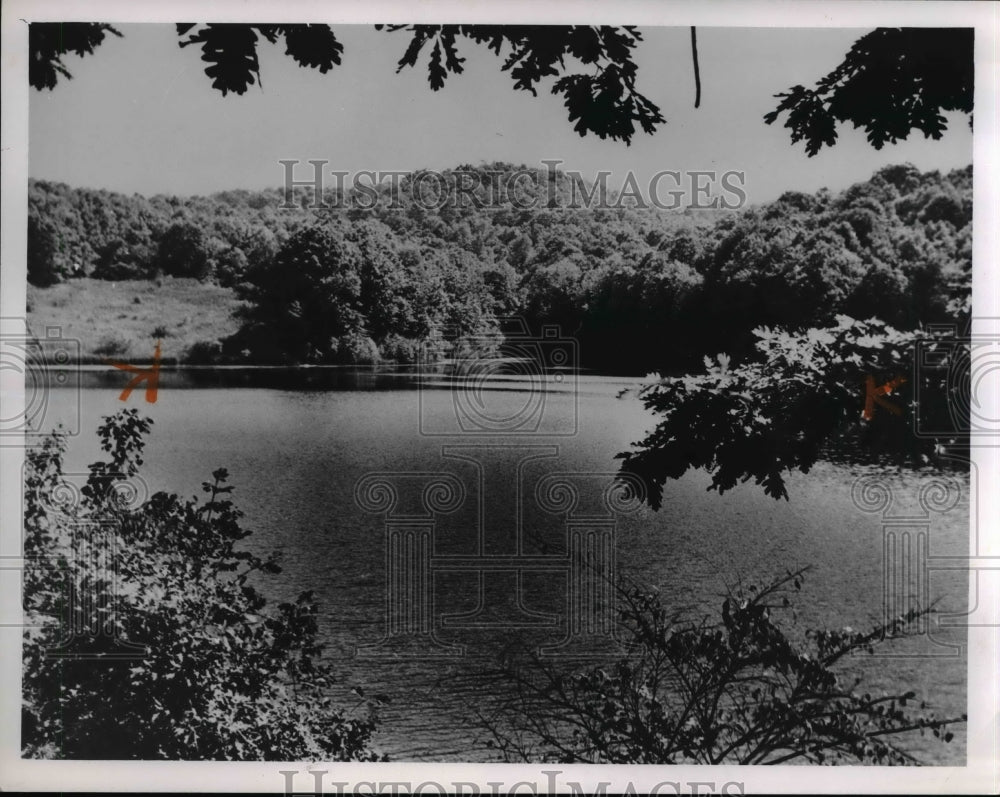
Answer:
[28,24,973,206]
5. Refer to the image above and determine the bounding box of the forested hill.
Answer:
[27,162,970,373]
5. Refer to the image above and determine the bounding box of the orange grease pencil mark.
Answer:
[862,374,906,421]
[106,340,162,404]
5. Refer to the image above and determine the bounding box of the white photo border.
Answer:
[1,1,997,793]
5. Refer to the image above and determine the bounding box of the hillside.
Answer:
[27,277,243,364]
[26,162,971,372]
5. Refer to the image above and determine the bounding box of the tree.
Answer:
[156,221,211,279]
[22,409,384,760]
[28,22,122,90]
[92,237,156,280]
[174,24,343,95]
[230,223,366,363]
[350,220,409,342]
[765,28,974,156]
[28,23,974,150]
[212,245,249,288]
[615,316,956,506]
[582,251,705,374]
[27,213,62,286]
[479,569,964,764]
[376,25,665,144]
[26,160,970,372]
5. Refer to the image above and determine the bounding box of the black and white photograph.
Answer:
[1,1,997,793]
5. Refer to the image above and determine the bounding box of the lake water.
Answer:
[40,369,969,763]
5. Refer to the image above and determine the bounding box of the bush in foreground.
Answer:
[479,568,964,764]
[22,409,383,760]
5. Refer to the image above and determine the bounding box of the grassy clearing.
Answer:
[26,277,244,363]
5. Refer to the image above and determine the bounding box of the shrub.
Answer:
[93,334,131,358]
[185,339,224,365]
[214,246,249,288]
[91,258,152,281]
[378,334,423,365]
[337,332,381,365]
[92,239,156,280]
[22,410,385,760]
[450,330,504,364]
[478,569,964,764]
[221,323,285,364]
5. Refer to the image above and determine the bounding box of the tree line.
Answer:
[28,162,970,375]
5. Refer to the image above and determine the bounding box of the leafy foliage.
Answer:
[616,316,960,506]
[479,569,964,764]
[693,163,970,361]
[174,24,344,95]
[28,22,122,90]
[27,163,971,376]
[232,222,364,363]
[27,213,64,286]
[227,219,499,364]
[156,221,212,279]
[22,409,384,760]
[26,177,310,289]
[765,28,973,156]
[377,25,665,143]
[30,24,971,152]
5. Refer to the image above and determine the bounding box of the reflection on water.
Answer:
[73,364,595,392]
[39,368,969,763]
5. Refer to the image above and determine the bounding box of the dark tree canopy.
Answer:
[375,24,664,143]
[764,28,974,156]
[28,161,971,376]
[28,23,973,150]
[174,24,344,95]
[28,22,121,91]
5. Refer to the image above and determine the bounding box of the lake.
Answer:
[39,369,969,763]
